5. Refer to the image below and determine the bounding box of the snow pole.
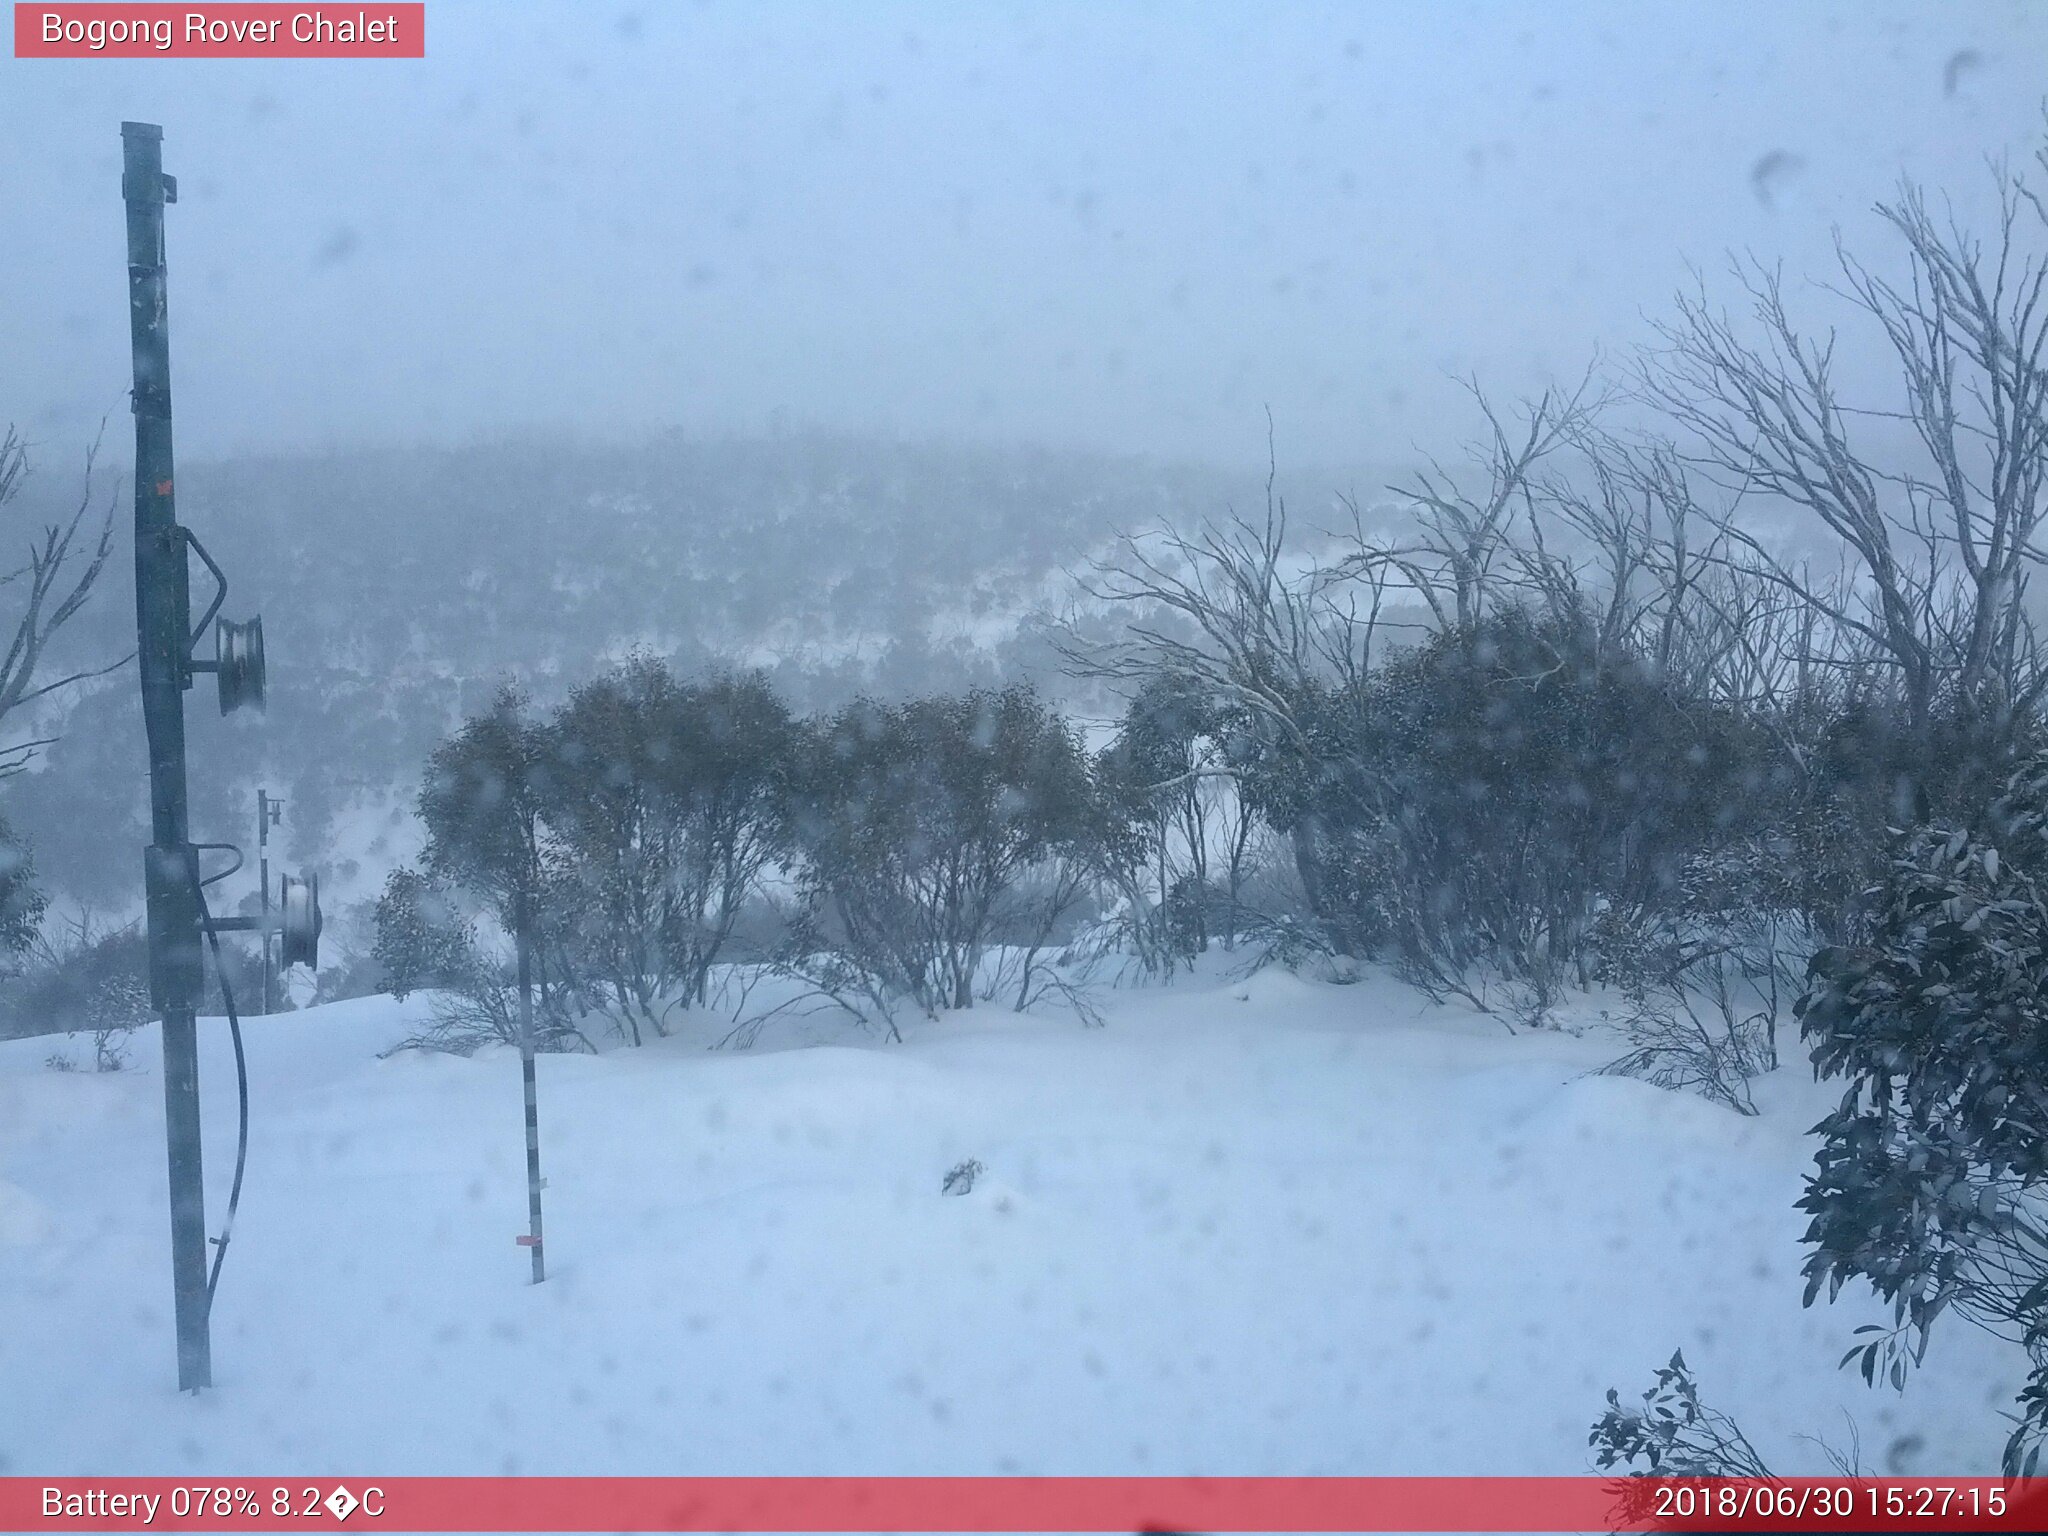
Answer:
[516,901,546,1283]
[257,790,281,1014]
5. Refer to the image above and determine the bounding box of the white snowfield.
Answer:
[0,962,2016,1477]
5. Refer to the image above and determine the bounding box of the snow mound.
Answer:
[0,970,2015,1476]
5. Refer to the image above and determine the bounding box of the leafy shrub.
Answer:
[786,684,1098,1018]
[373,868,476,1000]
[1249,608,1784,1004]
[1591,1350,1773,1478]
[1796,755,2048,1473]
[546,660,795,1042]
[0,811,46,973]
[2,920,147,1040]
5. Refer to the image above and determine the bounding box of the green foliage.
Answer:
[419,686,557,925]
[1796,755,2048,1474]
[788,684,1098,1015]
[410,686,589,1048]
[371,867,476,1001]
[0,810,46,969]
[1591,1350,1774,1478]
[546,659,796,1040]
[1089,671,1265,971]
[1244,608,1788,996]
[402,667,1120,1041]
[1161,874,1222,961]
[0,914,175,1048]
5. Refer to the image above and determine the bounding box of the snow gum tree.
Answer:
[546,658,795,1042]
[787,684,1097,1016]
[407,686,584,1050]
[0,423,120,970]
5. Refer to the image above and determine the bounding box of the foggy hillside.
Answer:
[8,430,1398,907]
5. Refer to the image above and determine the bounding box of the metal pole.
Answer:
[517,896,545,1284]
[258,790,273,1015]
[123,120,211,1393]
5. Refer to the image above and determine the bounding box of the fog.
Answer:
[4,0,2043,470]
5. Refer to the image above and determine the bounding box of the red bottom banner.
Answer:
[6,1476,2047,1533]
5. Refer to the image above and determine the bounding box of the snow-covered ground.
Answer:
[0,962,2018,1478]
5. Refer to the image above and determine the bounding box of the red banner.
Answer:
[4,1477,2047,1532]
[13,4,424,58]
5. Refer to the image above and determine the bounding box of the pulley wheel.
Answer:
[280,871,321,969]
[216,616,265,715]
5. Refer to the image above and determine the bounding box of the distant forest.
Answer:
[7,430,1356,907]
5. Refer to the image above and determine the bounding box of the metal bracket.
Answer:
[192,841,244,889]
[184,529,227,656]
[143,844,205,1013]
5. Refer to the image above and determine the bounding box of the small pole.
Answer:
[517,893,545,1283]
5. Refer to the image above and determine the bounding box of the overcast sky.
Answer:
[2,0,2044,472]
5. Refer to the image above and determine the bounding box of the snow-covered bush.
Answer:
[82,970,148,1070]
[373,867,476,1000]
[0,917,146,1041]
[1253,608,1783,1006]
[783,684,1098,1019]
[1601,980,1775,1115]
[401,689,589,1053]
[1087,673,1264,971]
[0,811,45,978]
[547,659,796,1043]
